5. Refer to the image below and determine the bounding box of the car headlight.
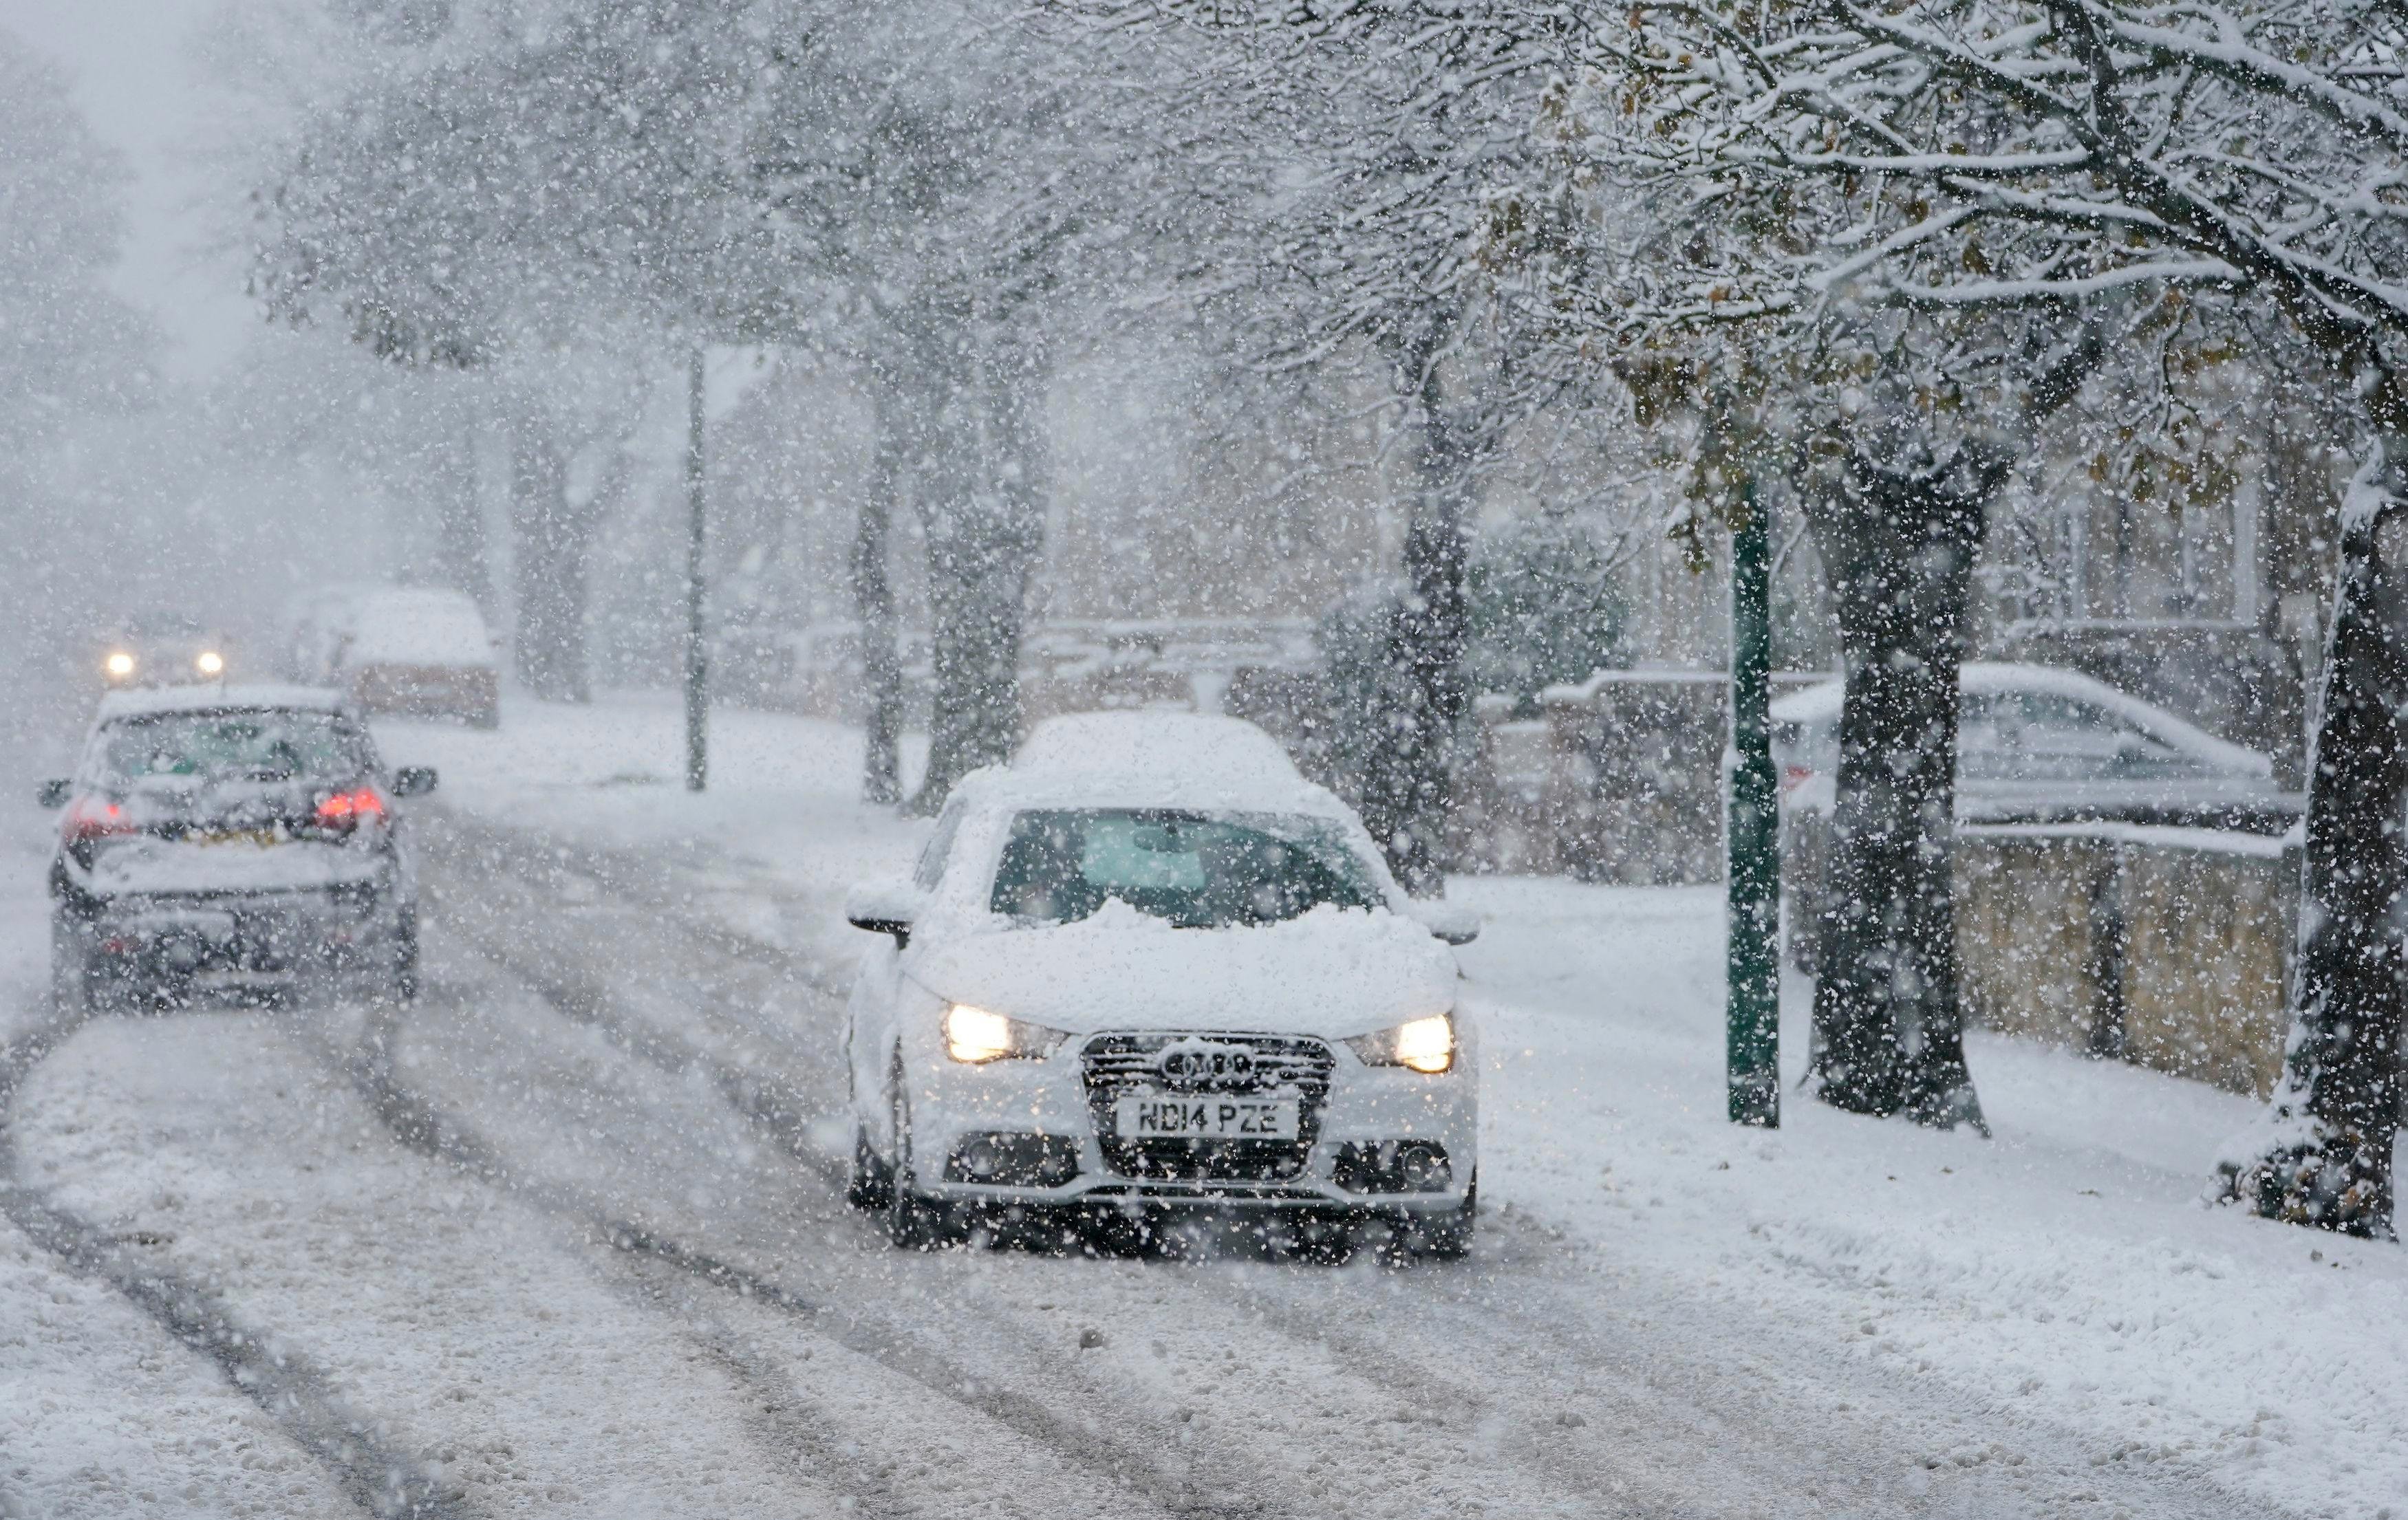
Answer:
[105,651,135,678]
[943,1003,1068,1064]
[195,650,224,676]
[1346,1013,1456,1074]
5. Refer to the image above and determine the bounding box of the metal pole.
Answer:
[685,345,709,793]
[1728,474,1780,1126]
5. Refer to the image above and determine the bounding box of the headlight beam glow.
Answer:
[944,1003,1016,1063]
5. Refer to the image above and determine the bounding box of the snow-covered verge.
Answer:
[1454,880,2408,1519]
[0,770,64,1051]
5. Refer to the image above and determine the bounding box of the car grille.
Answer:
[1080,1032,1336,1182]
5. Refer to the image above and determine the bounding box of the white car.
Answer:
[841,712,1480,1256]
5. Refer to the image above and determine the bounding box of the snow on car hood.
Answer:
[907,899,1459,1039]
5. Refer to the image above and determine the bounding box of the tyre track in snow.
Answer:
[411,816,1714,1519]
[417,814,1853,1514]
[0,1004,467,1520]
[304,927,1292,1520]
[427,811,2290,1520]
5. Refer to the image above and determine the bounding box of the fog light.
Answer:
[1333,1140,1453,1195]
[1396,1142,1450,1193]
[943,1132,1081,1187]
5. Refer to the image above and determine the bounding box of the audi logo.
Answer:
[1157,1045,1256,1082]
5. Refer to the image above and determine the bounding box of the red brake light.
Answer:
[1778,765,1815,795]
[315,787,387,827]
[65,796,134,840]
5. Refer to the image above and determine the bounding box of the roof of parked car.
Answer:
[345,587,497,668]
[1770,660,2270,777]
[95,684,353,721]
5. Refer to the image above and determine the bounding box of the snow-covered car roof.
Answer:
[977,710,1342,816]
[94,684,354,721]
[1770,662,2271,778]
[344,588,497,668]
[921,710,1407,919]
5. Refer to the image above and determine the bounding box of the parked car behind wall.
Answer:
[1774,662,2301,973]
[330,588,500,728]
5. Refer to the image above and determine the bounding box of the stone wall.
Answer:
[1958,825,2292,1097]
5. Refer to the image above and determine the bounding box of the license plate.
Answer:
[195,829,279,848]
[1114,1094,1299,1140]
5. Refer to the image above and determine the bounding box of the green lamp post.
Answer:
[1728,477,1781,1126]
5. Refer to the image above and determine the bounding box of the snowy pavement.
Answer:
[3,692,2402,1517]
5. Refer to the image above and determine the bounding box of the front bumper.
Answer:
[896,1025,1477,1212]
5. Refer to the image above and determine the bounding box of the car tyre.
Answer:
[391,909,420,1003]
[847,1124,896,1212]
[885,1074,954,1250]
[1406,1178,1477,1261]
[50,909,92,1016]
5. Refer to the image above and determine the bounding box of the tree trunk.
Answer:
[909,336,1045,814]
[1803,439,2007,1131]
[2217,446,2408,1238]
[1357,365,1475,895]
[429,407,492,615]
[509,421,593,704]
[854,382,910,807]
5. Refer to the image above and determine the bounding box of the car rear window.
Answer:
[97,710,372,786]
[990,809,1384,929]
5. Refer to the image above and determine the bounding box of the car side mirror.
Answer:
[35,778,72,810]
[1410,902,1481,946]
[847,881,927,948]
[392,766,439,797]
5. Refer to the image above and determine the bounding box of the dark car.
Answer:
[40,685,438,1008]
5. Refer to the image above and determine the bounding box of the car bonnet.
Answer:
[906,899,1460,1040]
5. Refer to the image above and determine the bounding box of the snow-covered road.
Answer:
[8,695,2405,1517]
[1,790,2310,1519]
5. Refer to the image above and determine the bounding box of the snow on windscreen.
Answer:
[99,711,370,787]
[991,808,1384,928]
[344,591,495,668]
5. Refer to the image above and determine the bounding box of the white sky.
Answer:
[4,0,258,380]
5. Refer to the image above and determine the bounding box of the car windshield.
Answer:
[97,710,370,785]
[989,808,1385,928]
